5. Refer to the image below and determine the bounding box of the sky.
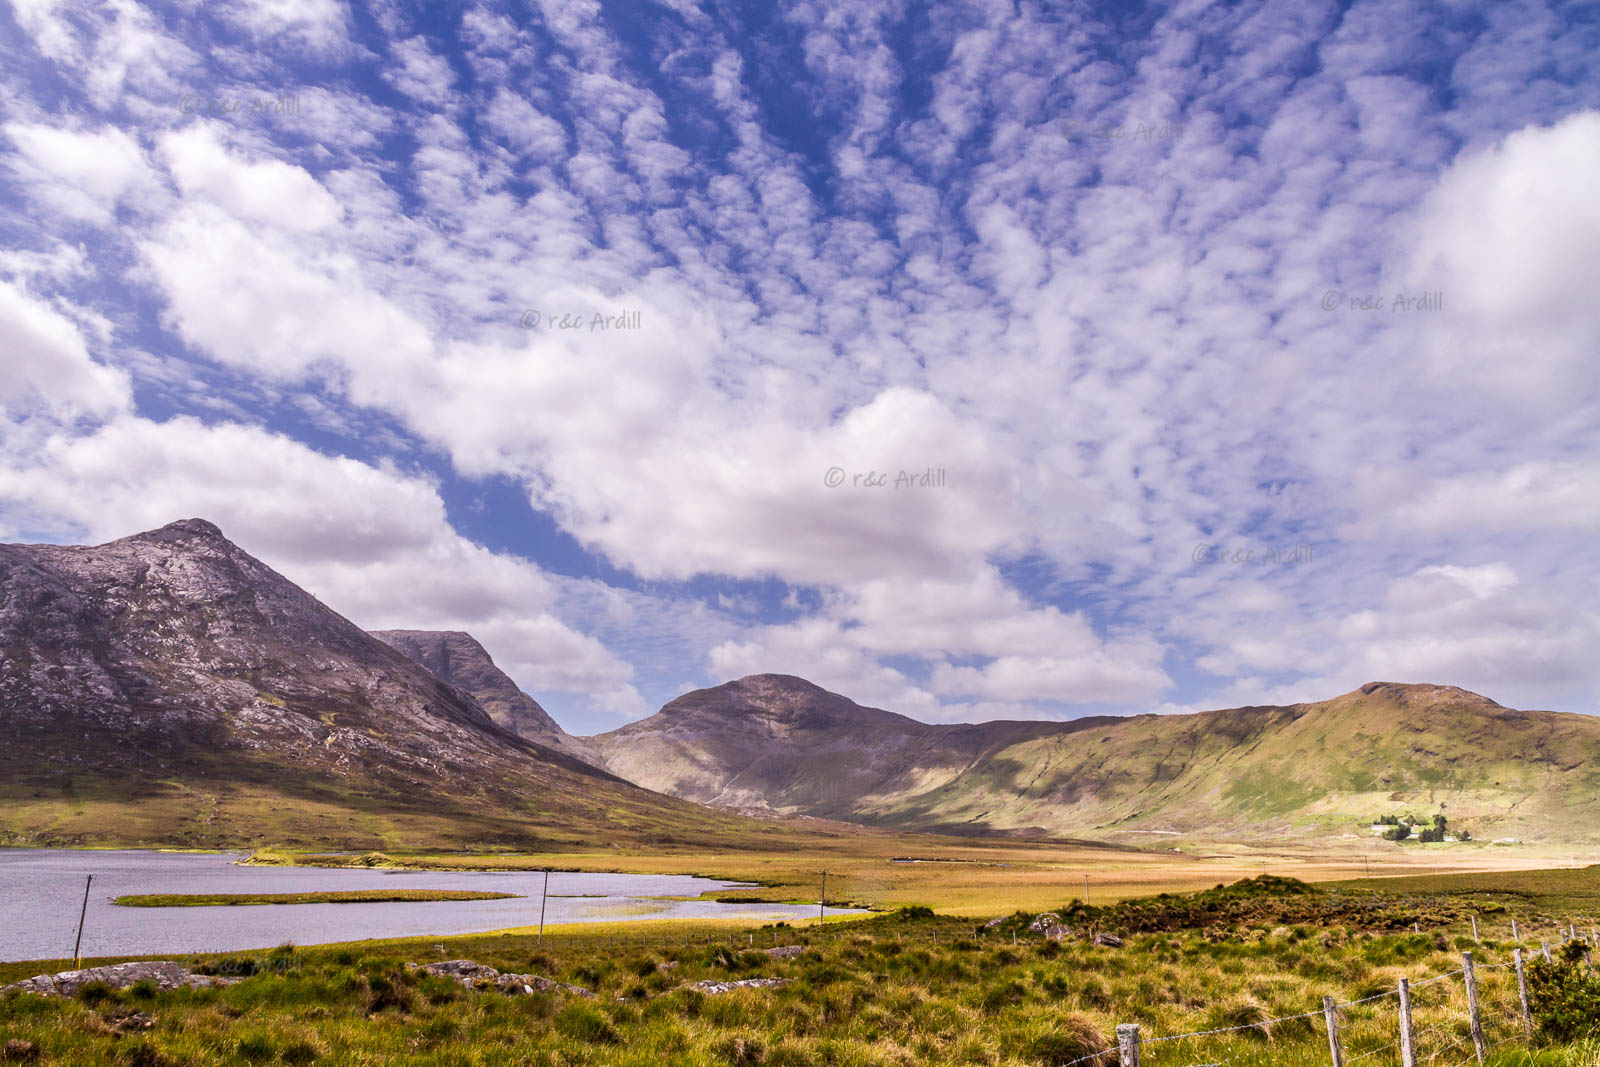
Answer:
[1,0,1597,736]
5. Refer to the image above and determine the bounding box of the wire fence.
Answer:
[1049,943,1571,1067]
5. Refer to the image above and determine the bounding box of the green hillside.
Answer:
[591,678,1600,845]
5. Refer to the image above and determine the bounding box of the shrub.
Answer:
[1528,942,1600,1042]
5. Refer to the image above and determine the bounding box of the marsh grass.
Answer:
[5,876,1599,1065]
[113,891,517,907]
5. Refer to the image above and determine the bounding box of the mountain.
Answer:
[0,520,807,851]
[371,629,600,765]
[588,675,1600,844]
[586,674,1066,819]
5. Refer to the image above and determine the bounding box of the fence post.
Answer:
[1511,918,1519,941]
[1116,1023,1141,1067]
[1412,922,1420,934]
[1398,978,1417,1067]
[1462,952,1486,1065]
[1470,914,1479,942]
[1541,940,1552,963]
[1514,948,1533,1040]
[1323,995,1345,1067]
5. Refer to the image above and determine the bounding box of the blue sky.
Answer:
[2,0,1597,735]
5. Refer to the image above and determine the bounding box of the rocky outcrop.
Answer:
[689,977,792,994]
[372,629,600,765]
[0,961,238,997]
[1028,912,1073,941]
[408,959,592,996]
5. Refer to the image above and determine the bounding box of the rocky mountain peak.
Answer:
[371,629,601,766]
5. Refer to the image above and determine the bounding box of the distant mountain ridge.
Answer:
[587,674,1600,844]
[586,674,1067,818]
[0,520,801,851]
[371,629,600,765]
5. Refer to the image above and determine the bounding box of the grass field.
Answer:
[112,891,520,908]
[6,870,1600,1065]
[263,835,1600,917]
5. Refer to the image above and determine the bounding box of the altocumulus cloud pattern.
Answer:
[1,0,1597,731]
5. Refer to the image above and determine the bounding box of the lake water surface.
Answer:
[0,850,848,962]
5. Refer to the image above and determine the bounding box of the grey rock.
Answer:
[764,945,806,959]
[0,961,238,997]
[1092,933,1124,948]
[982,916,1007,929]
[407,960,591,997]
[413,960,500,982]
[496,973,593,997]
[689,977,792,995]
[1027,912,1062,934]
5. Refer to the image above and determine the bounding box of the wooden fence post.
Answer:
[1398,978,1417,1067]
[1412,921,1420,934]
[1462,952,1486,1065]
[1116,1023,1141,1067]
[1514,948,1533,1040]
[1470,914,1479,942]
[1541,940,1552,963]
[1323,996,1345,1067]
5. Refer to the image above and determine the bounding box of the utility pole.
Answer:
[73,875,93,969]
[538,869,550,949]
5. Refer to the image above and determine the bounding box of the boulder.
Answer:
[0,961,237,998]
[982,916,1007,929]
[1027,913,1063,934]
[1092,933,1124,948]
[765,945,806,959]
[1041,923,1073,942]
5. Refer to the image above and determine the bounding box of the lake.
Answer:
[0,850,850,962]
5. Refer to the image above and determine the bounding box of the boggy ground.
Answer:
[4,870,1600,1066]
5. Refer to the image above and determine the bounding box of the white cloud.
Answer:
[222,0,353,56]
[0,416,645,720]
[4,122,159,223]
[1402,110,1600,413]
[0,280,131,420]
[159,126,343,231]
